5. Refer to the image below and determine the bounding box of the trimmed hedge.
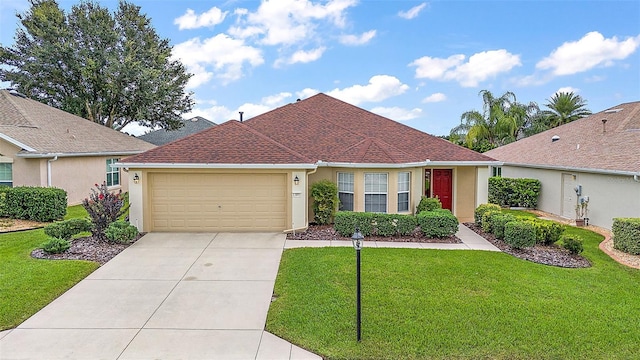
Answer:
[44,218,92,240]
[475,203,501,226]
[334,212,417,237]
[417,209,459,238]
[526,218,565,245]
[560,234,584,254]
[3,187,67,222]
[416,196,442,214]
[489,213,517,240]
[0,186,9,217]
[612,218,640,255]
[488,177,541,208]
[481,210,501,233]
[311,180,339,225]
[504,221,536,249]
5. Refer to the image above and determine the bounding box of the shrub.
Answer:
[3,186,67,222]
[488,177,541,208]
[612,218,640,255]
[416,197,442,214]
[334,211,374,237]
[504,221,536,249]
[528,219,565,245]
[395,214,418,236]
[417,209,459,238]
[474,203,501,226]
[0,186,9,217]
[44,218,92,240]
[41,237,71,254]
[311,180,339,225]
[481,210,500,233]
[374,214,398,237]
[561,234,584,254]
[489,213,517,239]
[105,220,139,244]
[82,182,129,240]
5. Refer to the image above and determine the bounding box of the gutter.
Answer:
[0,133,37,152]
[47,155,58,186]
[315,160,501,168]
[18,151,146,159]
[115,162,319,170]
[500,162,640,177]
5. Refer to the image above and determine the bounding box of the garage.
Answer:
[148,172,288,232]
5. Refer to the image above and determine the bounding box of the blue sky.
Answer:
[1,0,639,136]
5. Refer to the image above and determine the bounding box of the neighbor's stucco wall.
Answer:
[502,166,640,229]
[0,139,43,186]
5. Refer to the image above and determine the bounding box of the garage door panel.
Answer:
[149,173,288,232]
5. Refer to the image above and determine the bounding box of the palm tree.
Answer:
[543,92,592,127]
[450,90,521,151]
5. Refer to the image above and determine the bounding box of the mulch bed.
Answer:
[31,234,143,265]
[464,222,591,268]
[286,224,462,243]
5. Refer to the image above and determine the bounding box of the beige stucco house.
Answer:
[120,93,497,233]
[0,89,155,204]
[485,101,640,230]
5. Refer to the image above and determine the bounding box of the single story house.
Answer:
[119,93,498,233]
[0,89,155,204]
[137,116,216,146]
[485,101,640,230]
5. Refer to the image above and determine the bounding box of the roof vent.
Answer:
[239,111,244,122]
[551,135,560,142]
[601,119,607,133]
[296,98,301,102]
[604,108,623,113]
[7,89,26,98]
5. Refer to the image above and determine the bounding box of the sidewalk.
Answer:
[285,224,501,251]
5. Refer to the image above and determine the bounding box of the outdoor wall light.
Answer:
[294,175,300,185]
[133,173,140,184]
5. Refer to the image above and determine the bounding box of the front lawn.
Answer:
[267,226,640,359]
[0,205,98,330]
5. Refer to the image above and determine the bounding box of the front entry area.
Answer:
[148,172,288,232]
[425,169,453,211]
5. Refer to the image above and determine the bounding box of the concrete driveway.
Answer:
[0,233,321,360]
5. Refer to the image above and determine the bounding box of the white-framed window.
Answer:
[0,163,12,187]
[106,158,120,187]
[337,172,354,211]
[365,173,387,213]
[397,172,410,212]
[492,166,502,177]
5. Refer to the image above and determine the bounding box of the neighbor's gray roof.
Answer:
[137,116,216,145]
[0,90,155,157]
[485,101,640,174]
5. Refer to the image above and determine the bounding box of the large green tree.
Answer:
[0,0,193,131]
[542,92,592,128]
[450,90,538,152]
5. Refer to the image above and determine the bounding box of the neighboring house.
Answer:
[485,101,640,230]
[0,89,155,205]
[137,116,216,145]
[120,93,498,233]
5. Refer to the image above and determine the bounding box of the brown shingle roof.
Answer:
[485,101,640,173]
[124,93,494,165]
[0,90,155,155]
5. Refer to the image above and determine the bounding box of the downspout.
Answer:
[47,155,58,187]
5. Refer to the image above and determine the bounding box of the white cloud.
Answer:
[585,75,605,83]
[554,87,579,95]
[398,2,427,20]
[172,34,264,87]
[121,122,156,137]
[230,0,358,46]
[327,75,409,105]
[422,93,446,103]
[340,30,376,46]
[262,92,293,106]
[297,88,320,99]
[185,92,295,124]
[276,47,326,67]
[410,50,521,87]
[174,7,228,30]
[537,32,640,76]
[370,107,422,121]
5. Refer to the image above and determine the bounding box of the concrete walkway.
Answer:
[0,225,497,360]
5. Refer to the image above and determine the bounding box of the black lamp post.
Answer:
[351,227,364,342]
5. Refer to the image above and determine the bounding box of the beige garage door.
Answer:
[149,173,288,232]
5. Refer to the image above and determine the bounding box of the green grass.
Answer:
[267,225,640,359]
[64,204,88,220]
[0,205,98,330]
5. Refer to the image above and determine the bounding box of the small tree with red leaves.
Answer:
[82,182,129,241]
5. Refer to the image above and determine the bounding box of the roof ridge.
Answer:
[229,121,314,163]
[369,137,415,162]
[0,90,36,128]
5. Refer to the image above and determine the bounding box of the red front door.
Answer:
[432,169,453,211]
